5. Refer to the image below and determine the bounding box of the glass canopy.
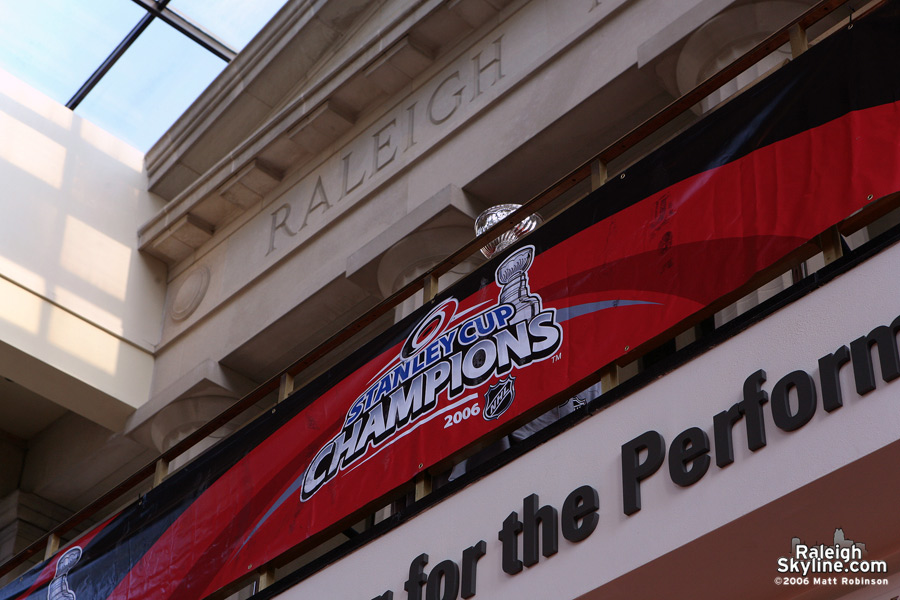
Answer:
[0,0,286,151]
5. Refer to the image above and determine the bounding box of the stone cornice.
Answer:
[145,0,371,190]
[140,0,514,268]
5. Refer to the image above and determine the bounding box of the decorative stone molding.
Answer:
[125,360,256,437]
[0,491,76,578]
[675,1,811,112]
[219,159,285,209]
[377,226,481,320]
[363,36,436,95]
[139,0,515,269]
[286,100,358,154]
[149,395,240,470]
[169,266,211,322]
[147,214,214,266]
[345,184,488,316]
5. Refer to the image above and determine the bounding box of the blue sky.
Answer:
[0,0,286,151]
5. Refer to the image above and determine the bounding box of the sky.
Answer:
[0,0,286,151]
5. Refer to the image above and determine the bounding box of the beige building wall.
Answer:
[0,68,166,565]
[0,67,166,430]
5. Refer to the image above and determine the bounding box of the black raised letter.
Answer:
[771,370,817,431]
[819,346,850,412]
[561,485,599,542]
[849,316,900,395]
[405,553,428,600]
[712,404,740,468]
[522,493,558,567]
[621,430,665,515]
[668,427,711,487]
[713,369,768,467]
[498,512,523,575]
[425,560,459,600]
[372,593,393,600]
[461,541,486,599]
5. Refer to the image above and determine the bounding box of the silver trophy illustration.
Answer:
[48,547,81,600]
[496,246,541,323]
[474,204,542,259]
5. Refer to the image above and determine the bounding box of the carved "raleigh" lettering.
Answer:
[266,36,504,256]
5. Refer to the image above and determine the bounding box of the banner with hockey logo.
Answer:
[5,5,900,599]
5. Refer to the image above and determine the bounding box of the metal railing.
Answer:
[0,0,867,586]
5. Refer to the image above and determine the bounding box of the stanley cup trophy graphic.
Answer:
[474,203,542,259]
[496,246,541,324]
[475,204,543,324]
[48,547,81,600]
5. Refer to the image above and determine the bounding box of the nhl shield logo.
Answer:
[483,376,516,420]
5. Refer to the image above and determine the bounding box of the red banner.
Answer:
[183,103,900,600]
